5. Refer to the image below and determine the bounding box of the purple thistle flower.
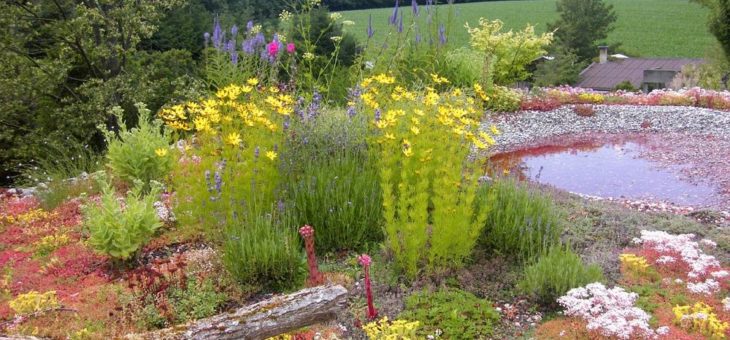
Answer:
[411,0,419,16]
[367,14,375,38]
[246,20,254,32]
[438,23,447,45]
[231,25,238,38]
[389,0,400,26]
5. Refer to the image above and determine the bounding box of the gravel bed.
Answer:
[484,105,730,152]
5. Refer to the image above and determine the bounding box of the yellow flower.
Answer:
[266,151,278,161]
[247,78,259,86]
[410,126,420,135]
[490,125,501,135]
[226,132,242,146]
[155,148,168,157]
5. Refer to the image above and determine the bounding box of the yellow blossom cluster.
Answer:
[577,92,605,104]
[2,209,55,226]
[363,316,420,339]
[9,290,60,315]
[358,73,499,156]
[619,253,650,275]
[33,234,71,257]
[159,80,293,138]
[673,302,729,339]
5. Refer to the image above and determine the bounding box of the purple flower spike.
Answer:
[212,18,223,50]
[246,20,254,32]
[367,14,375,38]
[411,0,419,16]
[389,0,400,26]
[204,32,210,46]
[438,23,447,45]
[231,25,238,38]
[398,12,404,33]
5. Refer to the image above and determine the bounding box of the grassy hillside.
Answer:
[340,0,715,58]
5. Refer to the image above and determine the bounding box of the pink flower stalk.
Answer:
[299,225,324,286]
[358,254,378,320]
[267,41,279,57]
[286,43,296,54]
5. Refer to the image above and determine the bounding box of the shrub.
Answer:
[287,151,382,253]
[518,246,605,305]
[400,288,500,338]
[443,47,484,87]
[482,178,563,261]
[163,83,290,237]
[485,86,522,113]
[103,103,172,191]
[359,74,499,278]
[222,209,305,291]
[82,176,162,260]
[573,104,596,117]
[614,80,637,91]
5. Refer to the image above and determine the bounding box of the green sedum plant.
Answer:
[400,288,500,338]
[82,176,162,260]
[103,103,172,191]
[518,246,605,305]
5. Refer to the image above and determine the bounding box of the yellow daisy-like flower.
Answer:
[247,78,259,86]
[155,148,168,157]
[266,151,278,161]
[410,126,420,135]
[226,132,242,146]
[490,125,501,135]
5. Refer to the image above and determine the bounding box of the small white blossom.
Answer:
[722,297,730,312]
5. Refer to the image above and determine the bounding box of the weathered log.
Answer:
[127,284,348,340]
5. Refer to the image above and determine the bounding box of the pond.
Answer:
[490,135,722,208]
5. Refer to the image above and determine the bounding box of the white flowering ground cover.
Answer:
[536,230,730,339]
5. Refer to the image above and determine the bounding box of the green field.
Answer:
[340,0,715,58]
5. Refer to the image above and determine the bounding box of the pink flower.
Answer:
[286,43,296,54]
[299,224,314,237]
[358,254,372,267]
[267,41,279,57]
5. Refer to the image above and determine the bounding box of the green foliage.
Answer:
[287,5,360,102]
[360,77,498,279]
[284,109,381,253]
[400,288,500,338]
[485,86,523,113]
[135,276,228,329]
[0,0,195,185]
[548,0,618,62]
[442,47,485,87]
[287,150,382,253]
[518,246,605,305]
[82,176,162,260]
[467,18,554,85]
[104,103,173,191]
[222,209,305,291]
[482,179,563,260]
[534,43,586,87]
[614,80,638,91]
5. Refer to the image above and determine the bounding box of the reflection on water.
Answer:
[490,139,718,207]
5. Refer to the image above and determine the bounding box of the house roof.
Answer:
[576,58,703,90]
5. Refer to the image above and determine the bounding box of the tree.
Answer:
[693,0,730,61]
[547,0,617,62]
[467,18,554,86]
[0,0,203,184]
[533,42,586,86]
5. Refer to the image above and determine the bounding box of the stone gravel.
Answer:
[483,105,730,152]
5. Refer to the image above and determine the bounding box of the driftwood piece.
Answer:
[128,284,348,340]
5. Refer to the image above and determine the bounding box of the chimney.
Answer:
[599,46,608,64]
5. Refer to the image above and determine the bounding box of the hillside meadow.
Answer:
[340,0,715,58]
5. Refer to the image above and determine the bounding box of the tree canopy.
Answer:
[547,0,617,62]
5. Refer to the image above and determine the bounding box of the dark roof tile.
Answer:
[576,58,703,90]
